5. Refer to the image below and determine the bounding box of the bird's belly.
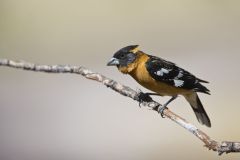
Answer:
[132,74,190,96]
[140,80,179,96]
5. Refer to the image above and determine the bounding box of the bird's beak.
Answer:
[107,57,120,66]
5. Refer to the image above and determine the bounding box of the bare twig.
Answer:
[0,58,239,155]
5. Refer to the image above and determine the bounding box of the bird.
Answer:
[107,45,211,127]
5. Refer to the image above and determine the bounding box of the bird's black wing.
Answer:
[145,55,210,94]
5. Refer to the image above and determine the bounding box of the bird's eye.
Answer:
[120,54,125,58]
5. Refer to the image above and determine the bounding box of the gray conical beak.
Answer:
[107,58,120,66]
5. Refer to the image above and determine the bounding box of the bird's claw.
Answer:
[138,92,153,107]
[158,105,168,118]
[138,101,145,108]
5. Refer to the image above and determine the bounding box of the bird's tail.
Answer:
[194,83,210,95]
[184,93,211,127]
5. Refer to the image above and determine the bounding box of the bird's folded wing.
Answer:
[145,55,200,90]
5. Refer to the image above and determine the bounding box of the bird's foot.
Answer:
[157,96,177,117]
[157,105,168,118]
[137,91,153,107]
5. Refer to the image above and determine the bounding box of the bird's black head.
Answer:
[107,45,139,67]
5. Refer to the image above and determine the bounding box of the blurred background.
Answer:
[0,0,240,159]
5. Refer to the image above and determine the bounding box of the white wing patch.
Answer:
[174,79,184,87]
[155,68,170,76]
[176,71,183,78]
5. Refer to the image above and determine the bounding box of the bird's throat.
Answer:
[118,63,136,74]
[118,52,147,74]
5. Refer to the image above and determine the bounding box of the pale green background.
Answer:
[0,0,240,160]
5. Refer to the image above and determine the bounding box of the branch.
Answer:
[0,59,239,155]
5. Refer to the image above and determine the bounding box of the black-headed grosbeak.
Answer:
[107,45,211,127]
